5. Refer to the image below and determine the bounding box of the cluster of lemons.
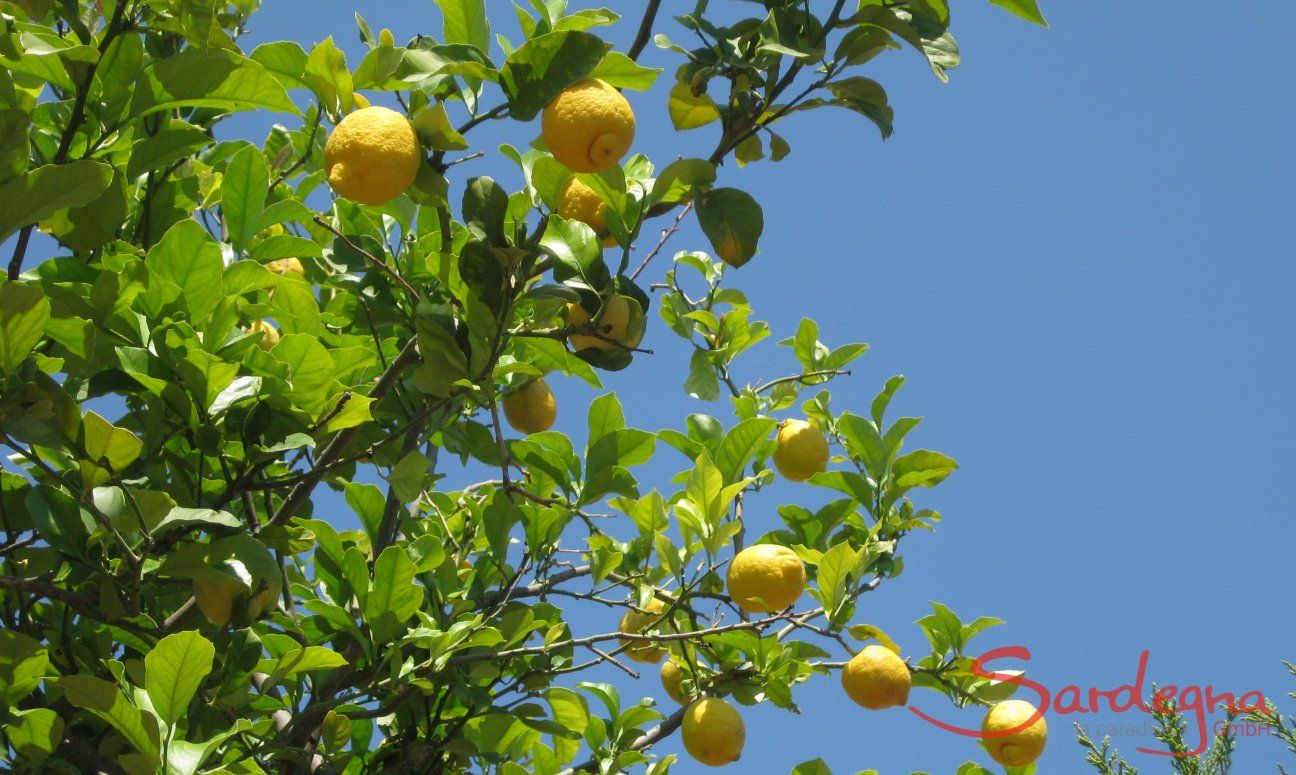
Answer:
[610,428,1046,769]
[250,75,1048,771]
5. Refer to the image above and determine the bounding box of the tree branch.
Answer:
[627,0,664,62]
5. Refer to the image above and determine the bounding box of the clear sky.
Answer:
[18,0,1296,771]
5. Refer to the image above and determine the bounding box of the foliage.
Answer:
[0,0,1043,772]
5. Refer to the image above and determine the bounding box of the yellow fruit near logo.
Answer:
[773,419,829,482]
[982,700,1048,767]
[502,377,557,435]
[681,697,745,767]
[567,296,643,352]
[542,78,635,173]
[248,319,280,351]
[618,597,667,663]
[726,544,805,613]
[556,176,617,247]
[841,644,912,710]
[324,106,422,207]
[661,659,689,704]
[265,257,305,278]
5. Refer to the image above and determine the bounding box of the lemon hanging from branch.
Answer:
[324,106,422,207]
[542,78,635,173]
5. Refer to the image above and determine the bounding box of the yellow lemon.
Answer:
[841,645,911,710]
[726,544,806,613]
[542,78,635,173]
[681,698,745,767]
[567,296,643,352]
[502,377,557,435]
[324,106,422,206]
[248,319,280,351]
[265,257,305,278]
[661,659,688,704]
[982,700,1048,767]
[192,536,282,628]
[618,597,667,664]
[556,176,617,247]
[772,419,829,482]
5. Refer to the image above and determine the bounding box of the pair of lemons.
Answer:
[323,78,634,208]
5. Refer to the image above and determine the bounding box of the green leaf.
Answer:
[988,0,1048,26]
[82,411,143,472]
[365,546,423,642]
[686,450,724,525]
[304,36,354,114]
[151,507,242,536]
[224,145,269,254]
[668,81,720,130]
[695,188,764,267]
[0,108,30,185]
[685,349,719,401]
[792,758,834,775]
[411,101,469,151]
[500,31,609,121]
[815,541,865,623]
[258,646,348,684]
[891,450,958,489]
[0,630,48,705]
[714,417,776,485]
[0,159,113,242]
[131,48,299,117]
[650,158,716,206]
[388,450,433,503]
[145,630,215,728]
[5,708,63,760]
[586,393,626,451]
[146,219,225,323]
[589,51,661,90]
[58,674,161,759]
[250,41,310,89]
[437,0,491,53]
[0,284,50,375]
[826,77,894,138]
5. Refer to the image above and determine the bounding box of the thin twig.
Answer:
[629,201,692,282]
[627,0,664,62]
[312,216,419,300]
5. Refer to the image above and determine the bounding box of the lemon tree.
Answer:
[0,1,1048,773]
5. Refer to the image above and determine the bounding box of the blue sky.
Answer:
[13,0,1296,771]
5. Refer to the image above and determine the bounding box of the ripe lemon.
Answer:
[265,257,305,278]
[567,296,643,352]
[542,78,635,173]
[726,544,806,613]
[772,419,829,482]
[661,659,690,704]
[681,697,745,767]
[324,106,422,206]
[556,176,617,247]
[192,536,282,627]
[982,700,1047,767]
[248,319,280,351]
[502,377,556,435]
[618,597,667,663]
[841,645,911,710]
